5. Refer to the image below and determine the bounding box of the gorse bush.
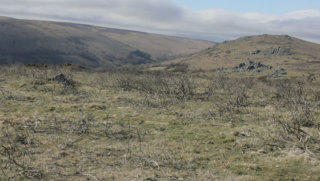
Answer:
[116,72,198,101]
[269,78,320,151]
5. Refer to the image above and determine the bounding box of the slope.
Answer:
[166,34,320,72]
[0,16,214,67]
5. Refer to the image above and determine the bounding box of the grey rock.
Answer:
[284,35,292,39]
[269,68,287,78]
[250,50,261,55]
[234,61,273,73]
[270,46,293,55]
[238,63,246,68]
[247,65,255,70]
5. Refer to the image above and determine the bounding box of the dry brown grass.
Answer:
[0,65,319,180]
[164,35,320,72]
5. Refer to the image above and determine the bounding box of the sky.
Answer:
[174,0,320,14]
[0,0,320,43]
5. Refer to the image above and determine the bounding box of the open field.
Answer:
[0,65,319,180]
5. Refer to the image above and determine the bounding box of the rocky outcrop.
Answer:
[248,46,294,56]
[234,61,272,72]
[269,46,293,55]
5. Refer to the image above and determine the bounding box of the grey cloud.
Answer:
[0,0,319,43]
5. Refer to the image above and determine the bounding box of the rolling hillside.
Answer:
[0,16,214,67]
[165,34,320,72]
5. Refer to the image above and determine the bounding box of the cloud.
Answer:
[0,0,319,43]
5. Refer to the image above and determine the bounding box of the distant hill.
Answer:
[0,16,215,67]
[165,34,320,72]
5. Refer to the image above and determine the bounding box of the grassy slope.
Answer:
[164,35,320,72]
[104,31,213,60]
[0,17,214,66]
[0,65,319,180]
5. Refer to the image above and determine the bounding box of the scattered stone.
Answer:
[238,63,246,68]
[250,50,261,55]
[247,65,255,70]
[258,149,267,154]
[234,131,246,137]
[269,68,287,78]
[234,61,272,72]
[217,67,225,71]
[270,46,293,55]
[284,35,292,39]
